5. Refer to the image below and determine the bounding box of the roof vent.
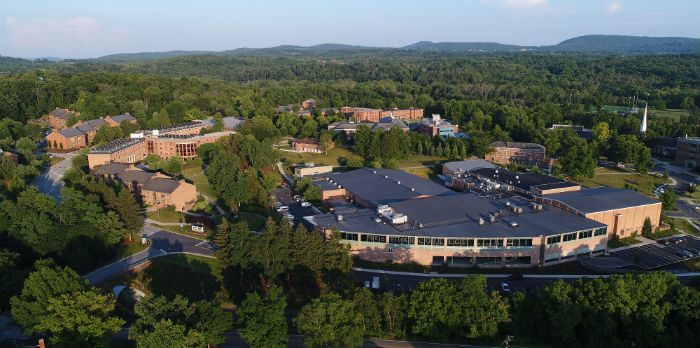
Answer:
[411,188,415,192]
[397,181,401,185]
[384,175,388,179]
[374,218,381,223]
[479,217,484,225]
[373,170,377,174]
[505,201,511,206]
[337,215,343,221]
[489,214,495,223]
[509,221,518,228]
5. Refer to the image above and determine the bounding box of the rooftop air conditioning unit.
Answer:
[479,217,484,225]
[489,214,495,223]
[505,201,511,206]
[509,222,518,228]
[337,215,343,221]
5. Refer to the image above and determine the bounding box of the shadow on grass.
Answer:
[141,255,221,302]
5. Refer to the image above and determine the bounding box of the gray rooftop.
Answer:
[443,160,495,174]
[141,177,181,193]
[110,114,137,123]
[314,193,606,238]
[117,170,155,185]
[83,119,109,128]
[489,141,545,150]
[57,128,85,138]
[223,117,245,130]
[471,167,578,192]
[75,124,96,133]
[50,109,77,119]
[91,138,144,154]
[544,187,660,214]
[322,168,454,207]
[95,162,131,176]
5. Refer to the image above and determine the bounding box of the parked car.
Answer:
[500,282,511,293]
[301,201,312,207]
[687,248,700,256]
[675,250,692,258]
[657,239,669,246]
[293,195,301,200]
[274,202,282,208]
[372,276,380,289]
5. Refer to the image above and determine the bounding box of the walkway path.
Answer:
[30,152,76,201]
[277,161,294,184]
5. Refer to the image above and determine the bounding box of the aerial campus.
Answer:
[1,2,700,348]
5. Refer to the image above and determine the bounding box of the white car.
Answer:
[301,202,311,207]
[500,282,511,293]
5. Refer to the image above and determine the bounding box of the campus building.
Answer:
[484,141,548,167]
[675,136,700,168]
[340,107,423,122]
[419,114,458,137]
[459,167,582,196]
[546,124,593,139]
[87,120,239,168]
[535,187,663,239]
[291,138,334,153]
[45,114,137,151]
[309,168,610,267]
[95,163,196,211]
[327,116,409,137]
[48,108,81,129]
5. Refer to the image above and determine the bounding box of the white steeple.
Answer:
[639,97,648,133]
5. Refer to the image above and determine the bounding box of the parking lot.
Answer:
[273,185,317,229]
[610,236,700,269]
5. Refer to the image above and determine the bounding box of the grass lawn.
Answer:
[215,212,267,231]
[683,189,700,200]
[570,167,670,198]
[280,147,362,167]
[146,208,185,223]
[608,236,641,249]
[182,165,220,200]
[402,167,435,179]
[644,229,679,240]
[650,109,689,122]
[98,254,228,306]
[49,156,65,166]
[152,223,207,240]
[663,216,700,236]
[396,155,449,168]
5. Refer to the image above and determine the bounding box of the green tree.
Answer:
[352,287,382,337]
[295,292,363,348]
[36,290,124,348]
[592,121,611,143]
[237,286,288,348]
[319,133,333,154]
[560,137,595,180]
[195,300,233,347]
[634,146,652,174]
[660,189,677,210]
[11,261,89,333]
[136,319,206,348]
[642,217,653,237]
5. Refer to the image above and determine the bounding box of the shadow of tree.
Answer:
[140,255,220,302]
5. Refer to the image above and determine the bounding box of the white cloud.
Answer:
[483,0,548,8]
[4,16,105,52]
[605,1,622,14]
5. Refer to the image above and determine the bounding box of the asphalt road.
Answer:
[30,152,76,201]
[84,226,214,284]
[274,185,317,229]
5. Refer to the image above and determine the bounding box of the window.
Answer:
[507,238,533,247]
[446,238,473,247]
[562,232,577,242]
[476,238,503,248]
[340,232,358,241]
[547,235,561,245]
[389,236,414,245]
[578,230,593,239]
[594,227,608,236]
[361,234,386,243]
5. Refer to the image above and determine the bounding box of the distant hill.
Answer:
[92,50,214,62]
[546,35,700,54]
[5,35,698,65]
[400,41,532,52]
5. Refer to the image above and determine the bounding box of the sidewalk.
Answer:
[606,236,658,253]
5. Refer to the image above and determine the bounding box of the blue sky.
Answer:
[1,0,698,58]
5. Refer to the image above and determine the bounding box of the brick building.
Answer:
[301,98,316,109]
[327,117,409,138]
[419,114,458,137]
[340,107,423,122]
[291,138,333,153]
[46,127,88,150]
[95,163,197,211]
[675,136,700,168]
[48,108,81,130]
[484,141,548,166]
